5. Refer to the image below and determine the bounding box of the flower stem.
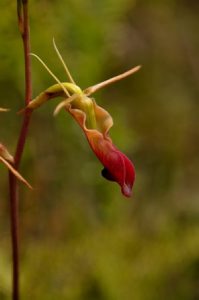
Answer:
[8,174,19,300]
[9,1,32,299]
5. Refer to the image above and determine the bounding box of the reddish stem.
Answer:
[9,1,32,299]
[9,174,19,300]
[22,1,32,107]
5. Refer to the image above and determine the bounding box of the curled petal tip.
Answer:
[122,184,132,198]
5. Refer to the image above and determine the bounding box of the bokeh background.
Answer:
[0,0,199,299]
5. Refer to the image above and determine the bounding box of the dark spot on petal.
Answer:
[101,168,115,182]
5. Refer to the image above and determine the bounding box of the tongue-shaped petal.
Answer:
[67,101,135,197]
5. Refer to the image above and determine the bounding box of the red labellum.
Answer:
[67,101,135,197]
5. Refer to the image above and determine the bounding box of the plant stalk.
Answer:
[9,1,32,299]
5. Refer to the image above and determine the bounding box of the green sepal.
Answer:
[28,83,82,110]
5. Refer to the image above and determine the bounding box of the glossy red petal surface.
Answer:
[67,102,135,197]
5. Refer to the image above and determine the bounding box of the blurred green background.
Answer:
[0,0,199,299]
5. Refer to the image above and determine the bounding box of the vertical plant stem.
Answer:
[9,1,32,299]
[8,174,19,300]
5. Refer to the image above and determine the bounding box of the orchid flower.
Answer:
[0,109,32,189]
[23,41,140,197]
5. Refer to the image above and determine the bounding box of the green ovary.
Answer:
[72,95,97,129]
